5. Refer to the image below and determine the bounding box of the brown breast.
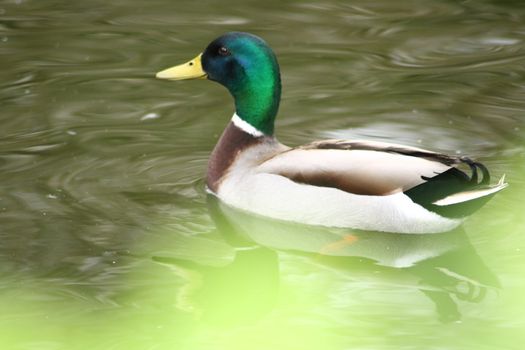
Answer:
[206,122,264,193]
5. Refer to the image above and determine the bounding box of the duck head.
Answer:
[157,32,281,136]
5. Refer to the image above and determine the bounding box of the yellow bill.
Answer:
[156,53,207,80]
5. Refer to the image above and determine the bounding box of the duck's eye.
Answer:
[218,46,230,56]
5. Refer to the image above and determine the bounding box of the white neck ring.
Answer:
[231,113,265,138]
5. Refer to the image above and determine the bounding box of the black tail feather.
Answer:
[404,159,495,218]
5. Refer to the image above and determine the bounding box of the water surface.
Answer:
[1,0,525,349]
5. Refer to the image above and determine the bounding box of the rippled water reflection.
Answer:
[1,0,525,349]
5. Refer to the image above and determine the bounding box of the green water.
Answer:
[1,0,525,349]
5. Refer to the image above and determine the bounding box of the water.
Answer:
[1,0,525,349]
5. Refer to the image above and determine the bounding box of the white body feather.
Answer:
[215,143,462,234]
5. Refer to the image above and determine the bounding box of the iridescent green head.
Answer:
[156,32,281,136]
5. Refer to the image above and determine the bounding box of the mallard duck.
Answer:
[156,32,507,234]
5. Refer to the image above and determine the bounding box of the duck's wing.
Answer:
[258,139,465,196]
[257,139,507,218]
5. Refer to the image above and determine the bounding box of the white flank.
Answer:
[433,175,508,206]
[216,143,462,234]
[232,113,265,137]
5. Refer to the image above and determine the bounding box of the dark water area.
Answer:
[1,0,525,349]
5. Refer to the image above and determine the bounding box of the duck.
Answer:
[156,32,507,234]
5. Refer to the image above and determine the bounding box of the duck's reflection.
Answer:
[153,195,498,325]
[206,195,499,324]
